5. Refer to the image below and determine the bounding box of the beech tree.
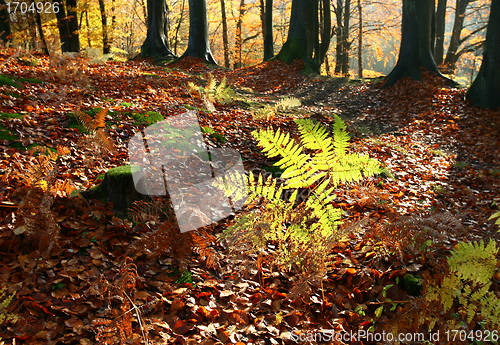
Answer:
[442,0,488,74]
[275,0,331,73]
[261,0,274,61]
[0,0,12,44]
[54,0,80,53]
[179,0,217,64]
[384,0,454,88]
[434,0,447,66]
[466,0,500,109]
[99,0,111,54]
[141,0,176,60]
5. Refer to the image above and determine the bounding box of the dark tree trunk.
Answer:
[434,0,447,66]
[442,0,471,74]
[0,0,12,43]
[275,0,331,73]
[35,3,49,55]
[466,0,500,109]
[180,0,216,64]
[141,0,176,60]
[263,0,274,61]
[334,0,343,74]
[66,0,81,52]
[383,0,454,88]
[54,0,70,52]
[220,0,230,68]
[99,0,110,54]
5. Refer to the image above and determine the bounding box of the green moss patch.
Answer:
[107,164,141,181]
[130,111,164,126]
[0,75,21,88]
[0,74,43,88]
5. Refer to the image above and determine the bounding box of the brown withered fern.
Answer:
[13,154,61,257]
[376,211,465,263]
[75,107,115,156]
[127,199,219,271]
[92,259,152,344]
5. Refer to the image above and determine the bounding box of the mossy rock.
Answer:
[81,165,152,217]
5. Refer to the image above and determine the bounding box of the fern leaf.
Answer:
[332,114,350,156]
[93,108,108,129]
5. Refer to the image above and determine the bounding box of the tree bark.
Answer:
[54,0,70,52]
[341,0,350,76]
[85,6,91,47]
[173,0,185,55]
[334,0,343,74]
[180,0,217,64]
[434,0,447,66]
[383,0,454,88]
[141,0,176,60]
[0,0,12,43]
[357,0,362,79]
[442,0,472,74]
[34,2,49,55]
[234,0,245,68]
[466,0,500,109]
[220,0,230,68]
[275,0,331,73]
[263,0,274,61]
[66,0,81,52]
[99,0,110,54]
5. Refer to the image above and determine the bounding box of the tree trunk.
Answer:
[334,0,343,74]
[66,0,81,52]
[383,0,454,88]
[85,6,91,47]
[99,0,110,54]
[466,0,500,109]
[341,0,350,76]
[263,0,274,61]
[357,0,362,79]
[220,0,230,68]
[141,0,176,60]
[35,3,49,55]
[442,0,471,74]
[275,0,330,73]
[234,0,245,68]
[0,0,12,44]
[54,0,70,52]
[180,0,217,64]
[173,0,185,55]
[434,0,447,66]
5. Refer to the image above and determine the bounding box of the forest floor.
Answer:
[0,49,499,344]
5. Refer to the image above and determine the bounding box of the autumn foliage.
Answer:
[0,50,499,344]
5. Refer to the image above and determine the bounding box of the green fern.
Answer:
[489,208,500,231]
[188,73,235,111]
[217,116,385,290]
[0,286,17,326]
[253,115,384,189]
[427,239,500,327]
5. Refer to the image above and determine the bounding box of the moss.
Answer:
[18,77,43,84]
[0,75,20,88]
[130,111,164,125]
[106,164,141,181]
